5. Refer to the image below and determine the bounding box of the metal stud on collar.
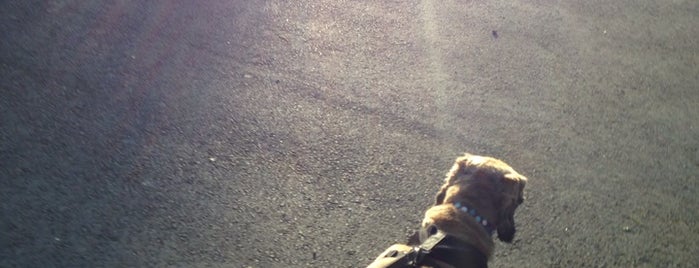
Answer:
[453,202,493,234]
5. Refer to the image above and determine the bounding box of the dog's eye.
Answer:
[517,197,524,205]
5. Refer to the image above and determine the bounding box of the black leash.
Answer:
[382,229,449,268]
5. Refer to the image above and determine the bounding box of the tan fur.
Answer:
[423,153,527,259]
[368,153,528,267]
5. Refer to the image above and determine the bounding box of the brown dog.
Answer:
[367,153,527,268]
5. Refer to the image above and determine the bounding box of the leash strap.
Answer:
[381,230,448,268]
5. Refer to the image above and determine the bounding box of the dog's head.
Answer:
[434,153,527,243]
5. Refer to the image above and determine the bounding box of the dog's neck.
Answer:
[453,201,495,235]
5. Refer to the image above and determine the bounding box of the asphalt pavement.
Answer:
[1,1,698,267]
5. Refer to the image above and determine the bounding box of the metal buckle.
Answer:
[407,246,431,266]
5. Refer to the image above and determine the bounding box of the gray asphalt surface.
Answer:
[1,1,698,267]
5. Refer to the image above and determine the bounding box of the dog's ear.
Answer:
[434,185,446,205]
[500,173,527,205]
[495,173,527,243]
[496,215,516,242]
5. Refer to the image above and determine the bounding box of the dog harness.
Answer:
[453,202,495,235]
[372,228,488,268]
